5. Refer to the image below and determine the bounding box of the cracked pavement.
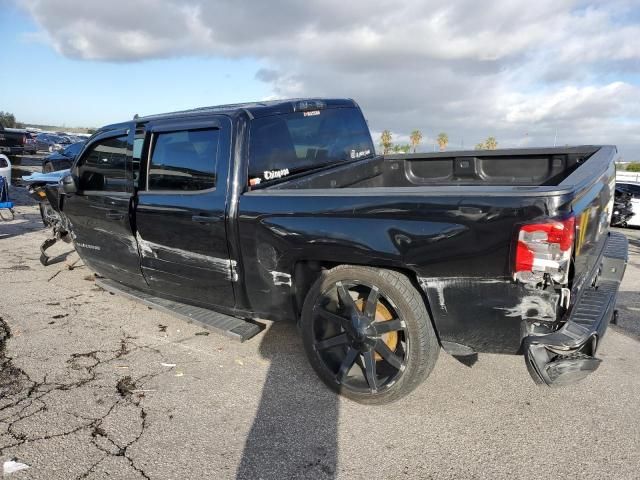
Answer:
[1,188,640,479]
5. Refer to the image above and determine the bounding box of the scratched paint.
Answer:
[270,271,292,286]
[93,227,138,255]
[418,276,509,312]
[497,294,558,320]
[135,231,237,281]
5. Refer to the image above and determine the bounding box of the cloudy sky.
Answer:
[1,0,639,158]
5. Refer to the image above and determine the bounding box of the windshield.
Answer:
[248,107,374,186]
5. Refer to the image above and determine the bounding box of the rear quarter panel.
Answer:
[237,189,571,353]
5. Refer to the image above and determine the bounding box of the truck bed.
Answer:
[268,146,600,190]
[242,145,617,355]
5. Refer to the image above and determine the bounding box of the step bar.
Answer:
[96,278,262,342]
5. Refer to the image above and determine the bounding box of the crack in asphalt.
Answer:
[0,314,161,479]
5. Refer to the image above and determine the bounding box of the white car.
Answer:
[617,182,640,227]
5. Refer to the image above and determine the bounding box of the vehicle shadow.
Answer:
[236,321,339,479]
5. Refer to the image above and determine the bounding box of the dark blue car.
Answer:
[42,141,85,172]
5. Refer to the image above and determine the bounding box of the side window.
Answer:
[77,136,128,192]
[148,128,218,191]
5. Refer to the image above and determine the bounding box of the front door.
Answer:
[134,117,235,309]
[63,127,145,288]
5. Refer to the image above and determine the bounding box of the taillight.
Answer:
[514,216,575,284]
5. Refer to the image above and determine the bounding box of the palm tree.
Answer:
[380,130,393,154]
[436,132,449,151]
[485,136,498,150]
[409,130,423,153]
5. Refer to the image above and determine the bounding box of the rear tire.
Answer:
[301,265,439,404]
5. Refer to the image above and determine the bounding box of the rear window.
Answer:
[248,107,374,186]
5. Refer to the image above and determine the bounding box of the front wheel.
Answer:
[301,265,440,404]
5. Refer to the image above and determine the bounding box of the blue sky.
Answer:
[2,0,639,158]
[0,4,269,127]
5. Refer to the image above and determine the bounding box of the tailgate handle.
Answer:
[192,215,220,224]
[106,211,125,220]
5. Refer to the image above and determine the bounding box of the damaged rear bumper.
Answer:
[524,232,628,386]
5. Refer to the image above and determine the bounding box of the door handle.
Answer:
[106,212,125,220]
[191,215,220,224]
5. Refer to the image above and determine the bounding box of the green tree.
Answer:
[380,130,393,154]
[475,142,486,150]
[627,162,640,172]
[0,111,17,128]
[485,136,498,150]
[436,132,449,151]
[409,130,423,153]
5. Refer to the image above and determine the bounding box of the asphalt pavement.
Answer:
[1,187,639,479]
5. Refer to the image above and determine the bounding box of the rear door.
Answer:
[63,127,146,288]
[134,116,235,309]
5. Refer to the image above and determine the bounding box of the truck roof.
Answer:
[138,98,357,121]
[97,98,358,134]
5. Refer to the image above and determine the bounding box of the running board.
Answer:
[96,278,262,342]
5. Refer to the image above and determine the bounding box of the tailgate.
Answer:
[565,146,617,299]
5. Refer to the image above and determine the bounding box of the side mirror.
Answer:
[61,174,78,194]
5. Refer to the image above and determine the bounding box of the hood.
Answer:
[44,151,69,161]
[21,169,70,185]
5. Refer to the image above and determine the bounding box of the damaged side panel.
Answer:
[418,276,560,354]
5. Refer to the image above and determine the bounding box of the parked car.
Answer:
[23,98,628,404]
[615,182,640,227]
[0,127,31,156]
[35,133,63,152]
[42,141,85,172]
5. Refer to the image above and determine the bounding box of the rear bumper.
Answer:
[524,231,628,386]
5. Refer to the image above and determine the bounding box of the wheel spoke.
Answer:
[374,319,404,335]
[337,347,359,381]
[336,282,358,315]
[316,333,349,351]
[361,350,378,392]
[363,287,379,319]
[374,339,404,370]
[316,306,349,329]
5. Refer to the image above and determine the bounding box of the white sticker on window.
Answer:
[303,110,321,117]
[350,149,371,159]
[264,168,290,180]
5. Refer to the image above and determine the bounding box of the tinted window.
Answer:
[77,136,128,192]
[248,107,374,186]
[148,128,218,191]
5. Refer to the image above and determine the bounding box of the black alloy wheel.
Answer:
[301,266,439,404]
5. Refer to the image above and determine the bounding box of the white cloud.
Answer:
[16,0,640,157]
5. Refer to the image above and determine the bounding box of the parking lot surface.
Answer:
[1,189,639,479]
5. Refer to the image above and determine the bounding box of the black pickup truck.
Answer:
[26,98,628,404]
[0,127,29,156]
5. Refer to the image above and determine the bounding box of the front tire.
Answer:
[301,265,439,404]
